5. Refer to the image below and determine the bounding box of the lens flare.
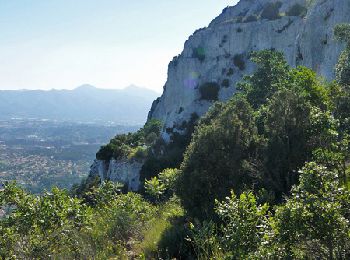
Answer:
[184,71,200,89]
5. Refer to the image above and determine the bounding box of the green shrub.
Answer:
[262,162,350,258]
[199,82,220,101]
[233,54,246,70]
[96,144,114,160]
[129,146,148,160]
[157,217,193,259]
[96,119,162,161]
[216,191,269,258]
[192,47,206,62]
[261,2,282,20]
[286,3,307,17]
[335,24,350,87]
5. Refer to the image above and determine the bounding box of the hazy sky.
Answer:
[0,0,238,92]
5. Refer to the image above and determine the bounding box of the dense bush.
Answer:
[261,2,282,20]
[0,182,158,259]
[199,82,220,101]
[335,24,350,88]
[96,119,162,161]
[188,161,350,259]
[286,3,307,17]
[176,95,258,219]
[192,47,206,62]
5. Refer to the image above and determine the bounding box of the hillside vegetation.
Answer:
[1,24,350,259]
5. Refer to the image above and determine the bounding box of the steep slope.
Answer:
[90,0,350,190]
[148,0,350,141]
[0,85,158,125]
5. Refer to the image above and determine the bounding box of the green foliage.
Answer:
[145,177,166,202]
[286,3,307,17]
[238,50,290,108]
[0,182,160,259]
[216,191,269,258]
[199,82,220,101]
[334,23,350,44]
[192,47,206,62]
[0,182,93,259]
[145,168,178,202]
[335,24,350,88]
[96,119,162,161]
[261,162,350,259]
[177,95,259,219]
[260,2,282,20]
[188,222,224,259]
[134,198,185,258]
[177,49,340,220]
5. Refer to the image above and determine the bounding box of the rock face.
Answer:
[91,0,350,189]
[148,0,350,141]
[89,159,143,191]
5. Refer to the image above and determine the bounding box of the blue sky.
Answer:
[0,0,238,92]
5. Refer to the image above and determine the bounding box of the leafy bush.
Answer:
[259,162,350,258]
[335,24,350,88]
[237,50,290,108]
[145,168,178,202]
[261,2,282,20]
[192,47,206,62]
[0,182,160,259]
[286,3,307,17]
[176,95,258,219]
[199,82,220,101]
[96,119,162,161]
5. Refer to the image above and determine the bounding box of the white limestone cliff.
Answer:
[89,159,143,191]
[90,0,350,189]
[148,0,350,141]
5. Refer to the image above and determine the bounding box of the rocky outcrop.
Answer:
[148,0,350,141]
[91,0,350,189]
[89,159,143,191]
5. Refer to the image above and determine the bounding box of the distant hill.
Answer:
[0,85,159,125]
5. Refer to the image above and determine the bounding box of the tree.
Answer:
[333,23,350,134]
[0,182,92,259]
[216,191,269,258]
[237,50,290,108]
[176,96,260,219]
[261,89,313,197]
[266,162,350,259]
[334,23,350,88]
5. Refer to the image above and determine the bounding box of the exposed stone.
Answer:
[89,159,143,191]
[149,0,350,141]
[91,0,350,190]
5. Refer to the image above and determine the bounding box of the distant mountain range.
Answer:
[0,85,159,125]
